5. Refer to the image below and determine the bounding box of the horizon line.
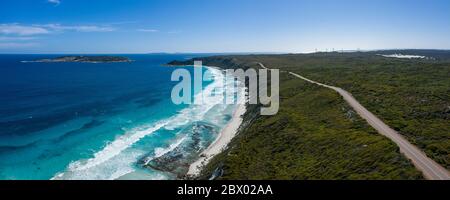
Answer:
[1,48,450,55]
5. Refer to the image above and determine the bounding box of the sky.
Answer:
[0,0,449,53]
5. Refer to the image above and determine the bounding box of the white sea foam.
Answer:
[52,66,233,180]
[53,148,146,180]
[154,135,187,159]
[67,121,168,172]
[164,67,225,130]
[142,135,188,165]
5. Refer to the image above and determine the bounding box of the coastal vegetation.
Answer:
[171,49,449,179]
[225,50,450,169]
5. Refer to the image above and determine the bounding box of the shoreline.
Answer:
[165,64,248,177]
[187,100,247,176]
[116,65,246,180]
[186,66,248,177]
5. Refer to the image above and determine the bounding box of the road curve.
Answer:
[258,63,450,180]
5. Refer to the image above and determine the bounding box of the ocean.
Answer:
[0,54,239,180]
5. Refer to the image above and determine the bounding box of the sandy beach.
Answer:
[187,101,247,176]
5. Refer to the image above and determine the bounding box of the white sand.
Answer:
[187,102,247,176]
[379,54,427,59]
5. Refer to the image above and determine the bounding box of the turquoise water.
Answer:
[0,54,238,180]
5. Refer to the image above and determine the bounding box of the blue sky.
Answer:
[0,0,449,53]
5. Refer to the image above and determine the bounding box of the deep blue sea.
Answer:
[0,54,238,180]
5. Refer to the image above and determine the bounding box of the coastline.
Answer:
[106,65,247,180]
[49,64,246,180]
[166,64,248,178]
[187,100,247,176]
[21,60,133,63]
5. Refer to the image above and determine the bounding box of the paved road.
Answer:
[258,63,450,180]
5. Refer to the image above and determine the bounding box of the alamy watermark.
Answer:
[171,61,279,115]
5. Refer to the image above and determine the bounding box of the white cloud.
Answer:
[0,24,50,36]
[137,29,159,32]
[0,42,38,48]
[0,23,116,36]
[40,24,115,32]
[48,0,61,6]
[0,36,36,41]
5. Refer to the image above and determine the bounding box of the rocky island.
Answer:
[26,56,132,63]
[166,60,192,66]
